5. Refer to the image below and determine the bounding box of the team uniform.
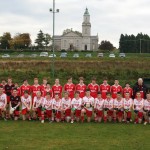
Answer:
[41,84,47,97]
[75,84,86,98]
[123,87,133,98]
[0,93,7,114]
[143,100,150,123]
[52,85,62,98]
[111,85,123,99]
[42,89,53,98]
[31,85,41,100]
[87,83,99,98]
[5,84,15,103]
[100,84,111,99]
[20,84,31,96]
[64,83,75,99]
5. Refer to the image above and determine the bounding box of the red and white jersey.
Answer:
[104,98,114,109]
[100,84,110,99]
[33,96,44,108]
[114,99,123,109]
[111,85,122,99]
[75,84,86,98]
[82,96,94,111]
[0,93,7,107]
[42,88,53,98]
[52,85,62,98]
[52,99,62,111]
[15,87,21,96]
[123,98,133,110]
[20,84,31,96]
[64,83,75,99]
[87,83,99,98]
[144,100,150,111]
[123,87,133,98]
[133,98,144,111]
[41,84,47,97]
[21,95,32,110]
[62,98,71,110]
[71,97,82,110]
[94,98,105,110]
[43,98,53,110]
[31,85,41,98]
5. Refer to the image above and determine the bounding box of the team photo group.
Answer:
[0,76,149,125]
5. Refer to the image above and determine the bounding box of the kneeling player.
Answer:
[133,92,144,124]
[94,92,104,123]
[123,92,133,123]
[143,93,150,125]
[113,92,124,123]
[103,92,114,123]
[52,94,62,122]
[71,91,82,123]
[21,90,32,121]
[81,89,94,123]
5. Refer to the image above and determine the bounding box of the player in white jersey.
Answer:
[52,94,62,122]
[41,92,53,123]
[81,89,94,123]
[143,93,150,125]
[21,90,32,121]
[71,91,82,123]
[123,92,133,123]
[113,92,124,123]
[61,92,72,123]
[32,91,44,120]
[133,91,144,124]
[94,92,104,123]
[0,86,7,120]
[103,92,114,123]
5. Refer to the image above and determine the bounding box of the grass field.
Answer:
[0,120,149,150]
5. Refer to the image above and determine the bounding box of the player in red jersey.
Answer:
[20,79,31,96]
[111,80,123,99]
[64,77,75,99]
[41,77,47,97]
[0,79,7,89]
[75,77,86,98]
[133,91,144,124]
[123,83,133,98]
[103,92,114,123]
[100,78,111,99]
[87,77,99,98]
[43,83,53,97]
[52,78,62,98]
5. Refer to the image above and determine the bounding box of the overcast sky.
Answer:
[0,0,150,48]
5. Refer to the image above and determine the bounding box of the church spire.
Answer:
[84,7,90,16]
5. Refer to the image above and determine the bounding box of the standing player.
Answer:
[52,78,62,98]
[123,92,133,123]
[123,83,133,98]
[64,77,75,99]
[21,90,32,121]
[100,78,111,99]
[0,79,7,89]
[75,77,86,98]
[81,89,94,123]
[43,83,53,98]
[41,77,47,97]
[111,80,122,99]
[20,79,31,96]
[14,83,21,96]
[103,92,114,123]
[71,91,82,123]
[88,77,99,98]
[9,88,21,121]
[94,92,104,123]
[0,86,7,120]
[133,92,144,124]
[61,92,72,122]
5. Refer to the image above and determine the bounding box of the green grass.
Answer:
[0,120,149,150]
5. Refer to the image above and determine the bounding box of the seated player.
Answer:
[9,88,21,121]
[133,91,144,124]
[52,94,62,123]
[32,91,44,121]
[21,90,32,121]
[103,92,114,123]
[123,92,133,123]
[81,89,94,123]
[94,92,104,123]
[71,91,82,123]
[143,93,150,125]
[0,86,7,121]
[113,92,124,123]
[61,92,72,123]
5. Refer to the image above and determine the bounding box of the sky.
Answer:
[0,0,150,48]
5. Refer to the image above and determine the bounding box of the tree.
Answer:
[35,30,45,49]
[44,34,51,47]
[0,32,12,49]
[99,40,114,51]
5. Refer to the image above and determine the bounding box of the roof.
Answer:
[84,8,90,16]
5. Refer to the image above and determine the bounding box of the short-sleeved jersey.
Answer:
[64,83,75,99]
[87,83,99,98]
[62,98,71,110]
[144,100,150,111]
[123,87,133,98]
[5,84,15,96]
[99,84,111,99]
[43,98,53,110]
[104,99,114,109]
[113,99,123,108]
[111,85,122,99]
[52,99,62,110]
[10,95,21,111]
[133,99,144,111]
[52,85,62,98]
[42,89,53,98]
[21,95,32,110]
[31,85,41,98]
[94,98,105,110]
[0,93,7,107]
[75,84,86,98]
[82,96,94,111]
[33,96,44,108]
[41,84,47,97]
[20,84,31,96]
[71,98,82,110]
[123,98,133,110]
